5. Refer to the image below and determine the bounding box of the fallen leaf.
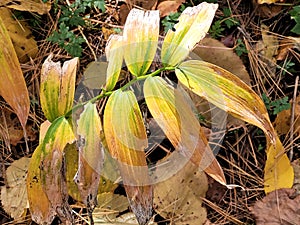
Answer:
[273,95,300,136]
[0,8,38,63]
[157,0,185,17]
[257,0,281,4]
[1,157,30,219]
[0,0,51,15]
[154,160,208,224]
[0,13,29,131]
[250,188,300,225]
[126,0,157,10]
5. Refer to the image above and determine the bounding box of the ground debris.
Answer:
[250,188,300,225]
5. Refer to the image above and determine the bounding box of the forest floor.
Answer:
[1,0,300,224]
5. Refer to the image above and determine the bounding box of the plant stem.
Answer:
[65,66,175,118]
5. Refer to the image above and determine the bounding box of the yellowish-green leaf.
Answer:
[0,8,38,63]
[264,137,294,193]
[0,14,29,130]
[74,102,104,209]
[176,60,294,192]
[27,117,76,224]
[123,9,159,76]
[105,34,124,91]
[144,76,226,185]
[161,2,218,66]
[0,0,51,15]
[83,61,108,90]
[1,157,30,219]
[40,54,78,122]
[103,90,152,225]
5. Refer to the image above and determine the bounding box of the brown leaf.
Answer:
[157,0,185,17]
[250,188,300,225]
[0,14,29,131]
[154,159,208,224]
[0,0,51,15]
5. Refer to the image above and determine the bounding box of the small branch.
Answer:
[289,75,299,161]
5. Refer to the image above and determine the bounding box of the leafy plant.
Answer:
[48,0,105,57]
[289,5,300,34]
[262,93,290,115]
[235,38,248,56]
[161,5,185,33]
[23,2,294,225]
[209,7,239,38]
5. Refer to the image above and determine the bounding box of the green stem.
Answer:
[65,66,175,118]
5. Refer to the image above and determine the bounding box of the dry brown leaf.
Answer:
[157,0,185,17]
[154,159,208,224]
[126,0,157,9]
[0,13,30,131]
[0,0,51,15]
[250,188,300,225]
[0,8,38,63]
[1,157,30,219]
[273,95,300,136]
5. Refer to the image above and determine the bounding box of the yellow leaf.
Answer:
[83,61,108,90]
[40,54,78,122]
[1,157,30,219]
[144,76,226,185]
[257,0,279,4]
[264,137,294,193]
[176,60,294,192]
[0,8,38,63]
[123,9,159,76]
[74,102,104,209]
[0,0,51,15]
[161,2,218,66]
[105,34,124,91]
[103,90,153,225]
[27,117,76,224]
[0,14,29,130]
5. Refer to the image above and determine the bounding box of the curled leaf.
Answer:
[74,102,104,210]
[27,117,76,224]
[161,2,218,66]
[105,34,124,91]
[104,90,152,225]
[40,54,78,122]
[123,9,159,76]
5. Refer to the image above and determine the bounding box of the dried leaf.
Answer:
[257,0,280,4]
[104,90,152,225]
[27,117,76,224]
[0,0,51,15]
[74,102,104,210]
[144,76,226,184]
[1,157,30,219]
[0,8,38,63]
[0,14,29,130]
[154,160,208,224]
[157,0,185,17]
[250,188,300,224]
[161,2,218,66]
[40,54,78,122]
[123,9,159,76]
[176,60,294,193]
